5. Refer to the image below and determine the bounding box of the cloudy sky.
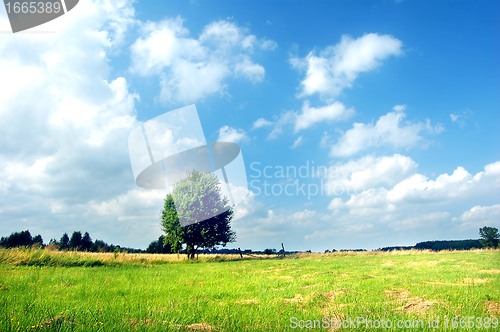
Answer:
[0,0,498,251]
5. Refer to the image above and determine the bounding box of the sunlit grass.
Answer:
[0,248,498,331]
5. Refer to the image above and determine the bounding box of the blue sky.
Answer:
[0,0,498,251]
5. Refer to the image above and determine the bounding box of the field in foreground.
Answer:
[0,249,499,331]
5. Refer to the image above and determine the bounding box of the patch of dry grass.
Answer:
[323,289,345,302]
[422,277,489,287]
[235,298,260,304]
[182,323,216,331]
[406,260,440,267]
[396,298,439,315]
[282,291,321,305]
[384,289,410,301]
[479,269,500,274]
[486,301,500,315]
[126,319,216,331]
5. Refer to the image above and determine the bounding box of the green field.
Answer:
[0,249,499,331]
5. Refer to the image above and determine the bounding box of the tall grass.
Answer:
[3,247,492,268]
[0,248,498,331]
[0,248,280,267]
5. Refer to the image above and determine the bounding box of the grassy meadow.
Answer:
[0,248,499,331]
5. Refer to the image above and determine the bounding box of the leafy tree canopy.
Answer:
[69,231,82,250]
[60,233,70,250]
[81,232,92,251]
[479,226,499,248]
[161,170,236,259]
[0,230,33,248]
[146,235,172,254]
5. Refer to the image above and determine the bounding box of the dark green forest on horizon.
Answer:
[1,227,498,254]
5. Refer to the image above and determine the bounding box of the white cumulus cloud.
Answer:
[294,100,355,132]
[324,154,418,194]
[261,33,401,141]
[0,0,168,248]
[329,161,500,212]
[329,107,444,157]
[266,100,355,139]
[217,126,250,144]
[252,118,273,129]
[234,56,265,83]
[291,33,402,98]
[130,18,276,104]
[453,204,500,230]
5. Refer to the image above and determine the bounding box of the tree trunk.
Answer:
[186,244,196,259]
[192,246,198,259]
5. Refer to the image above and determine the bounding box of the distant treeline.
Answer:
[0,230,144,253]
[377,246,414,252]
[378,239,483,252]
[1,231,292,255]
[146,235,171,254]
[146,238,303,255]
[324,249,367,253]
[0,230,43,249]
[0,230,488,254]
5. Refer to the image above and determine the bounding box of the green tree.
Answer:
[146,240,158,253]
[146,235,172,254]
[91,239,109,253]
[161,170,236,259]
[69,231,82,250]
[32,234,43,248]
[81,232,93,251]
[0,230,32,248]
[479,226,499,248]
[161,194,184,255]
[59,233,70,250]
